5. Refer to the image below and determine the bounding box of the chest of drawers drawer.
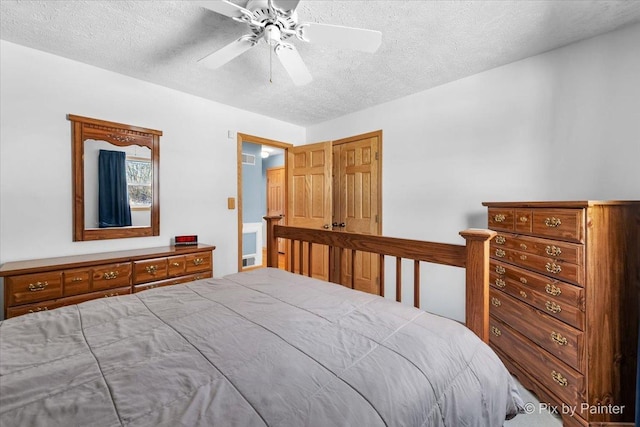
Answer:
[491,261,584,329]
[185,252,212,273]
[167,255,186,277]
[492,246,583,285]
[492,233,583,265]
[133,258,168,284]
[490,288,584,371]
[92,263,132,290]
[63,268,92,296]
[6,272,63,305]
[490,317,585,410]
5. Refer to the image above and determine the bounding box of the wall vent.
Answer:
[242,256,256,267]
[242,153,256,165]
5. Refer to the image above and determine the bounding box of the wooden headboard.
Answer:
[263,216,496,342]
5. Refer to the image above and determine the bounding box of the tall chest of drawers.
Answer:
[0,244,215,319]
[482,201,639,426]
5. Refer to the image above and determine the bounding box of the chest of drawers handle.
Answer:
[545,217,562,228]
[520,254,527,260]
[550,331,568,346]
[545,284,562,296]
[551,370,568,387]
[519,243,527,250]
[193,258,204,266]
[491,326,502,337]
[494,278,506,288]
[519,291,528,299]
[545,263,562,274]
[28,281,48,292]
[495,236,506,245]
[103,292,120,298]
[545,245,562,257]
[28,307,48,313]
[103,271,118,280]
[519,216,528,223]
[519,277,528,284]
[495,249,506,258]
[171,262,181,267]
[145,265,158,274]
[495,265,506,275]
[545,301,562,313]
[491,297,502,307]
[493,214,506,223]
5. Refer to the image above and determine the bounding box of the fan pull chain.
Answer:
[269,45,273,83]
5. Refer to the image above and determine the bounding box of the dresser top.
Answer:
[0,244,215,276]
[482,200,640,208]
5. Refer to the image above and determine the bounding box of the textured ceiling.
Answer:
[2,1,640,126]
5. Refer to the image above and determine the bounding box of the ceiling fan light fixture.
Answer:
[264,25,282,45]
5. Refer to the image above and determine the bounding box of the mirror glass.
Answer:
[69,114,161,241]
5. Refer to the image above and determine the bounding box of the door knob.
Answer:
[323,224,330,229]
[339,222,346,228]
[332,222,339,227]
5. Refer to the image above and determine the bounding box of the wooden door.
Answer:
[287,142,332,280]
[266,167,286,254]
[333,132,381,294]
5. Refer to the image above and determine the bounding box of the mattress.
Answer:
[0,268,523,426]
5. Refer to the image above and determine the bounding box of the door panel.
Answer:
[334,134,381,294]
[266,167,286,254]
[287,142,332,280]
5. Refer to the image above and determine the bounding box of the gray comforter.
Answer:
[0,268,522,426]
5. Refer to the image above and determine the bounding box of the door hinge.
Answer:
[375,152,379,160]
[375,215,379,223]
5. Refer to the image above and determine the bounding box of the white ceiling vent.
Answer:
[242,153,256,165]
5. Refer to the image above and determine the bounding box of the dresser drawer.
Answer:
[133,271,212,293]
[6,299,67,318]
[490,288,584,371]
[491,261,585,329]
[63,268,92,296]
[167,255,186,277]
[492,247,584,285]
[488,208,514,231]
[185,252,212,274]
[531,208,584,243]
[92,263,132,290]
[492,233,583,266]
[133,258,168,284]
[490,317,585,410]
[6,272,63,305]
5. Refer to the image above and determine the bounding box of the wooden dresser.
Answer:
[483,201,639,426]
[0,244,215,319]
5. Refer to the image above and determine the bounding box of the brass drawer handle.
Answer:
[545,262,562,274]
[545,217,562,228]
[493,214,506,223]
[491,326,502,337]
[495,265,506,275]
[519,254,527,261]
[193,258,205,266]
[171,262,181,267]
[551,370,568,387]
[519,216,528,223]
[519,243,527,250]
[519,277,528,284]
[545,245,562,257]
[103,271,118,280]
[28,307,48,313]
[550,331,568,346]
[491,297,502,307]
[495,249,506,258]
[495,236,506,245]
[546,301,562,313]
[145,265,158,275]
[194,275,202,280]
[28,281,48,292]
[103,292,120,298]
[71,277,84,282]
[545,283,562,296]
[519,291,528,299]
[494,278,506,288]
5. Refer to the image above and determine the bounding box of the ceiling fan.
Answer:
[194,0,382,85]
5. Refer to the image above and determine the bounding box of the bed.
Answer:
[0,221,523,426]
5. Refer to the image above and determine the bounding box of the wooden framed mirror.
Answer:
[69,114,161,241]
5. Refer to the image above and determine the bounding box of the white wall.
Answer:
[306,23,640,321]
[0,41,305,285]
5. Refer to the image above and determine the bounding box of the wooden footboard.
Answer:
[264,216,496,342]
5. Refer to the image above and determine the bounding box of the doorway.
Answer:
[236,133,291,272]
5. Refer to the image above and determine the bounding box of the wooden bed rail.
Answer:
[264,216,496,342]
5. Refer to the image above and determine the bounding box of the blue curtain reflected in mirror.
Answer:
[98,149,132,227]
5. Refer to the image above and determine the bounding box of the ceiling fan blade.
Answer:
[275,43,312,86]
[300,23,382,53]
[193,0,250,19]
[272,0,301,13]
[198,37,257,69]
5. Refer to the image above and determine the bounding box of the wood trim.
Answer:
[264,217,496,342]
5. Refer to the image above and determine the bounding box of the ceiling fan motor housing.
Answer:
[246,0,297,43]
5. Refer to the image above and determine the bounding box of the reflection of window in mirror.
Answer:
[126,157,152,210]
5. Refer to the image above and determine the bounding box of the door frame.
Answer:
[236,133,293,272]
